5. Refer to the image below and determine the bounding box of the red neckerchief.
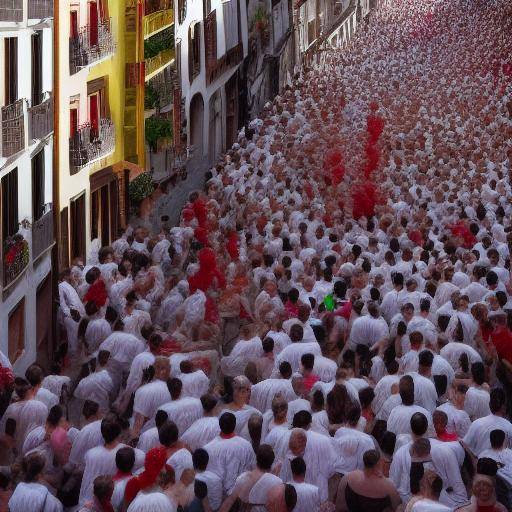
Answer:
[220,432,236,439]
[113,470,132,481]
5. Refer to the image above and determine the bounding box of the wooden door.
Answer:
[36,274,53,369]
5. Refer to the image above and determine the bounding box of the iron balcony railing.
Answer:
[32,204,54,260]
[0,0,22,22]
[28,0,53,19]
[69,118,115,173]
[69,18,115,74]
[145,0,172,16]
[29,93,53,141]
[145,48,174,78]
[1,99,25,158]
[144,8,174,38]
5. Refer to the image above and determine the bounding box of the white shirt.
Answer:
[463,414,512,456]
[9,482,63,512]
[58,280,85,318]
[133,380,171,419]
[196,470,223,510]
[289,481,320,512]
[387,404,433,436]
[180,417,221,452]
[157,397,204,435]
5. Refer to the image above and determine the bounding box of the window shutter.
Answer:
[59,207,69,268]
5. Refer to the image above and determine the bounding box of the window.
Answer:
[2,168,19,240]
[89,1,99,47]
[87,77,107,138]
[188,22,201,83]
[204,11,217,73]
[8,299,25,365]
[70,10,79,39]
[70,192,86,262]
[178,0,187,24]
[32,151,45,222]
[70,107,78,137]
[31,32,43,106]
[59,207,70,268]
[4,38,18,105]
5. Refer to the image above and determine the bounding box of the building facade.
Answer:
[175,0,249,167]
[0,0,55,372]
[55,0,145,269]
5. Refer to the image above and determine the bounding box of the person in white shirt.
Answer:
[463,388,512,457]
[282,304,317,344]
[407,350,438,413]
[58,268,86,355]
[111,447,136,511]
[275,325,322,373]
[178,360,210,398]
[193,448,223,511]
[132,356,171,438]
[288,456,320,512]
[380,273,407,323]
[25,365,60,412]
[436,384,472,438]
[180,395,221,451]
[346,302,389,351]
[250,362,297,413]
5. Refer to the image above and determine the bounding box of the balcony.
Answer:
[145,48,174,80]
[146,67,177,110]
[145,0,172,16]
[0,0,22,22]
[3,233,29,288]
[29,93,53,141]
[69,118,115,174]
[28,0,53,19]
[1,99,25,159]
[144,8,174,38]
[32,205,54,261]
[69,18,115,75]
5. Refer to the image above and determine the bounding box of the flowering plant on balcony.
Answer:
[129,172,155,203]
[4,234,29,282]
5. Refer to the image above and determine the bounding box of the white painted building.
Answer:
[0,0,55,372]
[175,0,249,166]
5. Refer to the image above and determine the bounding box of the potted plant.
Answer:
[4,234,29,284]
[253,6,269,44]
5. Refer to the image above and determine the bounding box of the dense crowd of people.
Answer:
[1,0,512,510]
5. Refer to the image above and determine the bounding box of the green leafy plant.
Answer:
[145,84,160,110]
[129,172,155,203]
[252,5,268,32]
[145,116,173,152]
[144,28,175,59]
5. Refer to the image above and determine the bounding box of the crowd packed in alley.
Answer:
[1,0,512,510]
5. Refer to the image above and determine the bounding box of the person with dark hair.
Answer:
[372,359,400,416]
[248,337,276,383]
[157,377,203,436]
[8,452,64,511]
[464,388,512,457]
[78,474,114,512]
[59,267,86,355]
[249,364,297,413]
[407,349,438,412]
[464,361,491,421]
[180,395,221,452]
[288,456,320,512]
[110,447,136,510]
[275,323,321,374]
[136,409,169,453]
[203,412,256,495]
[132,356,172,438]
[179,360,211,399]
[74,351,114,413]
[409,469,451,511]
[0,376,48,456]
[346,301,389,351]
[218,444,281,512]
[25,364,60,411]
[192,448,223,511]
[335,449,401,512]
[380,272,406,323]
[387,375,433,436]
[79,415,144,504]
[436,384,471,438]
[433,409,458,441]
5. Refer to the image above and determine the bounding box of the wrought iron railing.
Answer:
[69,18,115,74]
[3,233,29,288]
[144,8,173,37]
[145,48,174,78]
[32,204,54,260]
[29,93,53,141]
[147,67,176,109]
[145,0,172,16]
[0,0,22,22]
[69,118,115,173]
[1,99,25,158]
[28,0,53,19]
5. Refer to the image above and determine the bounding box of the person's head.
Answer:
[289,324,304,343]
[486,270,499,289]
[401,303,415,321]
[490,429,505,450]
[409,331,424,350]
[271,395,288,422]
[288,288,300,304]
[93,475,114,502]
[420,469,443,501]
[97,350,110,368]
[410,412,428,437]
[399,375,415,406]
[179,360,194,375]
[290,456,306,481]
[474,458,499,504]
[85,267,101,285]
[22,452,46,482]
[159,420,179,447]
[279,361,293,379]
[297,304,311,323]
[300,353,315,372]
[420,298,431,315]
[359,387,375,410]
[233,375,251,405]
[256,444,275,471]
[25,364,44,389]
[392,272,404,289]
[101,416,121,444]
[83,399,100,420]
[292,410,312,430]
[385,359,399,375]
[471,361,486,386]
[410,437,431,461]
[200,394,218,414]
[262,337,275,354]
[418,350,433,375]
[288,429,307,456]
[148,333,163,353]
[432,410,448,435]
[154,356,171,381]
[362,449,381,472]
[166,377,183,400]
[291,375,305,397]
[47,405,65,429]
[346,405,361,427]
[192,448,209,471]
[367,301,380,319]
[219,412,237,435]
[453,383,468,409]
[489,388,506,415]
[116,447,135,474]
